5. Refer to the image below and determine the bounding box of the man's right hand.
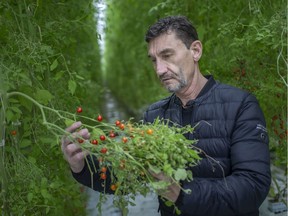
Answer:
[61,121,90,173]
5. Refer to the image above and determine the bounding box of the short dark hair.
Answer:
[145,15,199,49]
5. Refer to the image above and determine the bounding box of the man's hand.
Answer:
[61,121,90,173]
[150,171,181,202]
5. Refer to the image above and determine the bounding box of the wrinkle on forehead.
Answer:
[147,32,181,57]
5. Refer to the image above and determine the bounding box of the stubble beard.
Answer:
[163,69,187,93]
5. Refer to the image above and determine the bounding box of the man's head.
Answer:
[145,16,198,49]
[146,16,202,94]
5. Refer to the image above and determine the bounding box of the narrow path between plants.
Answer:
[84,87,160,216]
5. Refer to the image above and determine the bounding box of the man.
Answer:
[62,16,271,216]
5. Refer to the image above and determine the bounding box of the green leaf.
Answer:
[28,156,36,164]
[27,193,33,203]
[5,110,14,122]
[174,168,187,181]
[91,128,105,137]
[41,189,49,199]
[163,163,173,176]
[65,119,75,127]
[34,89,54,105]
[164,200,174,207]
[175,207,181,215]
[68,80,77,95]
[76,74,85,80]
[54,70,65,81]
[9,106,22,114]
[50,59,58,71]
[20,139,32,148]
[150,181,169,190]
[148,163,161,174]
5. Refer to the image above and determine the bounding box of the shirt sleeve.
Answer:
[71,154,114,194]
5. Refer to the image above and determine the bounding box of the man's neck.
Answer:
[176,73,208,107]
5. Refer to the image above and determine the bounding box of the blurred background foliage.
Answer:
[104,0,287,168]
[0,0,286,215]
[0,0,101,215]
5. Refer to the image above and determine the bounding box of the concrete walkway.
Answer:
[85,188,160,216]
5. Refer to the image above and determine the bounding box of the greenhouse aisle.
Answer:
[85,88,160,216]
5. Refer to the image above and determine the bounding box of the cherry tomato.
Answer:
[119,123,125,130]
[100,135,106,141]
[100,173,107,180]
[78,138,84,143]
[110,184,117,191]
[115,120,121,126]
[100,147,107,154]
[146,129,153,135]
[101,167,107,173]
[109,132,116,138]
[76,107,82,113]
[97,115,103,121]
[122,137,128,143]
[91,139,98,145]
[11,130,17,136]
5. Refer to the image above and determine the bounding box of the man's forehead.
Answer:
[147,33,182,56]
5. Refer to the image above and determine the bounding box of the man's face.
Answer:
[148,31,195,93]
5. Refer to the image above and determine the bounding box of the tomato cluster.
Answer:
[71,110,200,213]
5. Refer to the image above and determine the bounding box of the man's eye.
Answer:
[163,54,171,59]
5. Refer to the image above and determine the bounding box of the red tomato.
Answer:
[100,135,106,141]
[115,120,121,126]
[91,139,98,145]
[122,137,128,143]
[11,130,17,136]
[110,184,117,191]
[76,107,82,113]
[109,131,116,138]
[101,167,107,173]
[78,138,84,143]
[100,173,107,180]
[100,147,107,154]
[97,115,103,121]
[119,123,125,130]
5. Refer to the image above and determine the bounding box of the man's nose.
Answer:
[155,60,167,76]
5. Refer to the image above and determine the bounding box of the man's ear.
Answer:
[190,40,202,61]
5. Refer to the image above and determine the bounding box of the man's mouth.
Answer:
[161,77,173,82]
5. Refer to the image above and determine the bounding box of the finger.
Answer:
[62,128,90,146]
[71,150,88,162]
[61,122,82,146]
[76,128,90,139]
[65,143,82,157]
[65,121,82,133]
